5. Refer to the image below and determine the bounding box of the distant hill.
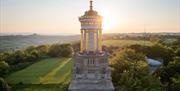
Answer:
[0,34,79,52]
[1,32,179,52]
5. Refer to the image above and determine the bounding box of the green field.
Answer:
[103,39,153,47]
[6,58,73,84]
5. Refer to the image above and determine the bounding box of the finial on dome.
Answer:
[90,0,93,10]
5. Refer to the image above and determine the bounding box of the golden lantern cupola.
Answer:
[79,0,103,53]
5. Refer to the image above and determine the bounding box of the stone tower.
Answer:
[69,1,114,91]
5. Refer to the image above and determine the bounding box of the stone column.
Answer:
[84,30,87,51]
[80,30,84,52]
[88,31,91,51]
[94,30,97,51]
[96,30,99,51]
[99,29,102,51]
[86,30,88,51]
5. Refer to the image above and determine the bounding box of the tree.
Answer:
[25,46,36,53]
[155,59,180,91]
[0,53,9,77]
[0,52,11,63]
[0,61,9,76]
[48,44,63,57]
[60,44,73,57]
[28,50,39,61]
[129,44,174,66]
[175,48,180,57]
[71,42,80,52]
[115,70,165,91]
[5,50,27,65]
[110,49,146,85]
[0,78,9,91]
[110,49,164,91]
[48,44,73,57]
[36,45,49,58]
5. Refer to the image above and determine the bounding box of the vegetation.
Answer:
[0,77,10,91]
[103,40,153,47]
[0,54,10,91]
[110,49,165,91]
[0,34,179,91]
[11,84,68,91]
[48,44,73,57]
[108,37,180,91]
[0,43,74,91]
[6,58,72,84]
[4,58,72,91]
[128,44,174,66]
[1,43,73,72]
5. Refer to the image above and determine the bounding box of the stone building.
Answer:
[69,1,114,91]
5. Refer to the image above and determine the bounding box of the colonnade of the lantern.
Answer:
[80,29,102,53]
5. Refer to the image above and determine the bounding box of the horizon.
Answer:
[0,32,180,36]
[1,0,180,34]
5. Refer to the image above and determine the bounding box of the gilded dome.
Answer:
[84,10,98,16]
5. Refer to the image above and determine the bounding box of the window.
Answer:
[87,58,95,65]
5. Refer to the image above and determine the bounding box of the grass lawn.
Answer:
[6,58,73,84]
[103,39,153,47]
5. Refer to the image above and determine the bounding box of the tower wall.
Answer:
[69,52,114,91]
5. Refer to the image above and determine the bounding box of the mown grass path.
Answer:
[6,58,73,84]
[39,58,72,84]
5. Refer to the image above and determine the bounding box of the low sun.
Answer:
[101,12,117,31]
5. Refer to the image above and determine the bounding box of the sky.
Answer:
[0,0,180,34]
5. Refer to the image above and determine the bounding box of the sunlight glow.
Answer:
[100,12,117,31]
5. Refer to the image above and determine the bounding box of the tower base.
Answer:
[69,79,114,91]
[68,52,114,91]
